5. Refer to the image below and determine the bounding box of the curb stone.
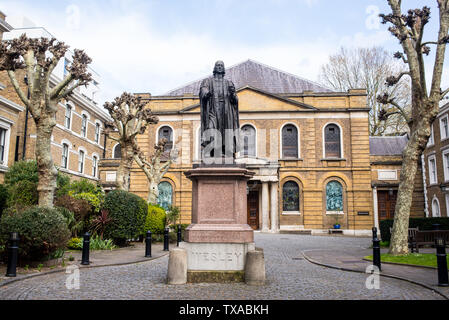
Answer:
[301,250,449,300]
[0,252,169,288]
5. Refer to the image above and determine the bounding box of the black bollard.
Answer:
[177,225,182,247]
[163,227,169,251]
[5,232,19,277]
[372,227,382,271]
[145,231,152,257]
[435,237,449,287]
[81,232,90,265]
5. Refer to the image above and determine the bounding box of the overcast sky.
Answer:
[0,0,447,105]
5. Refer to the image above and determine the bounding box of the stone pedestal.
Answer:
[181,165,256,282]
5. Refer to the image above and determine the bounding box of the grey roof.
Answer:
[369,136,408,156]
[163,59,333,96]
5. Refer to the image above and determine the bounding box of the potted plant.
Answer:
[333,215,341,229]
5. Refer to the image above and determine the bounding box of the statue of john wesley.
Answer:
[199,60,239,159]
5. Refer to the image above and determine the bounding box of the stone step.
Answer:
[279,230,312,235]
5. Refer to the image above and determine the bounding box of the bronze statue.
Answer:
[199,61,239,160]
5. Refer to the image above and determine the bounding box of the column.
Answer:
[373,186,379,235]
[261,182,269,232]
[270,181,279,233]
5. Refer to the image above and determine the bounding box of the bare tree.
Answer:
[134,139,177,204]
[379,1,449,255]
[103,92,158,191]
[0,34,92,207]
[319,46,411,136]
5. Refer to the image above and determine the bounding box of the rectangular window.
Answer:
[62,144,68,169]
[441,116,449,140]
[428,124,434,146]
[92,156,97,177]
[78,150,84,173]
[81,115,87,137]
[95,123,100,143]
[65,105,72,129]
[0,128,6,164]
[444,151,449,182]
[429,156,438,185]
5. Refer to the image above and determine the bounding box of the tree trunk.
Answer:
[389,115,433,255]
[116,143,134,191]
[148,179,159,204]
[35,116,58,207]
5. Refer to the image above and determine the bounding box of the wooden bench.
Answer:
[389,227,420,252]
[411,230,449,252]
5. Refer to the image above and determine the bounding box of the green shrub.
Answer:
[55,173,71,198]
[0,184,9,217]
[54,195,92,237]
[67,179,104,213]
[166,205,180,227]
[145,204,166,235]
[89,235,116,250]
[103,190,147,244]
[4,160,38,185]
[6,180,38,211]
[0,206,71,262]
[71,192,102,213]
[380,217,449,242]
[67,237,83,250]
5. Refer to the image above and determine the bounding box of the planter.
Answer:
[333,224,341,230]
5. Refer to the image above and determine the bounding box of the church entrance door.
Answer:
[247,191,259,230]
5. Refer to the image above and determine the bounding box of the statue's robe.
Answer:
[199,76,239,156]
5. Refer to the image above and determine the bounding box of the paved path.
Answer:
[0,234,445,300]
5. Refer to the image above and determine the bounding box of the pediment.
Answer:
[180,86,315,114]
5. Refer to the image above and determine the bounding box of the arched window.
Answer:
[282,181,299,212]
[92,155,98,178]
[81,114,88,137]
[78,150,85,173]
[113,144,121,159]
[241,125,256,157]
[324,124,341,158]
[432,198,441,217]
[65,104,72,129]
[158,126,173,159]
[326,181,344,212]
[282,124,298,158]
[158,181,173,210]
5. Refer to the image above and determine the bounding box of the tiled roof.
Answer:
[369,136,408,156]
[163,59,333,96]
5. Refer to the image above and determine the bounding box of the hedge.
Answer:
[0,206,71,262]
[103,190,147,244]
[144,204,166,235]
[380,217,449,242]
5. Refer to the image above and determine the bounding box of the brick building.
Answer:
[422,101,449,217]
[102,60,394,235]
[0,25,110,183]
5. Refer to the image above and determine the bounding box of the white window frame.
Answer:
[61,143,69,169]
[322,122,344,159]
[443,149,449,182]
[0,119,11,168]
[78,149,85,173]
[428,124,435,147]
[92,154,98,178]
[81,114,88,137]
[441,114,449,141]
[95,122,101,144]
[428,155,438,185]
[241,123,257,157]
[432,196,441,217]
[65,104,73,129]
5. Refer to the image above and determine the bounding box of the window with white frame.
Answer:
[446,194,449,217]
[441,115,449,140]
[61,143,69,169]
[95,123,100,143]
[81,114,88,137]
[78,150,85,173]
[432,197,441,217]
[428,155,438,185]
[65,105,72,129]
[443,150,449,182]
[0,128,6,165]
[428,124,434,146]
[92,155,98,177]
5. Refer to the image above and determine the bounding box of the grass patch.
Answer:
[364,253,449,269]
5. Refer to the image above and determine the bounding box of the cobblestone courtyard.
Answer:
[0,234,444,300]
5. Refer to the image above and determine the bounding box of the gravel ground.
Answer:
[0,233,443,300]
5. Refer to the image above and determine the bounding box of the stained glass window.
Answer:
[283,181,299,212]
[325,124,341,158]
[326,181,343,212]
[282,125,298,158]
[158,181,173,210]
[241,125,256,157]
[113,144,121,159]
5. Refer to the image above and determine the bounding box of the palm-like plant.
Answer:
[91,209,113,239]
